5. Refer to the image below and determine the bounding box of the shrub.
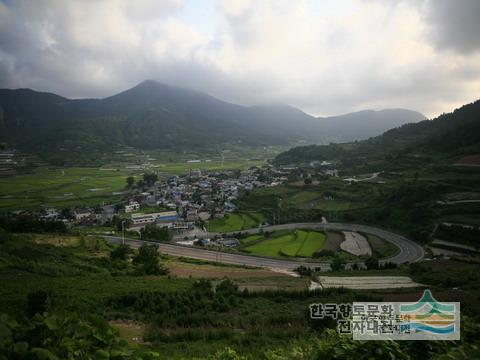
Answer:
[331,257,345,271]
[365,256,379,270]
[110,244,132,261]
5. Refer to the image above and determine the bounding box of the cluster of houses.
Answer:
[26,166,289,236]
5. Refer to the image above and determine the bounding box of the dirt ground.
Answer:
[167,260,309,291]
[317,276,422,289]
[167,261,288,279]
[323,231,343,252]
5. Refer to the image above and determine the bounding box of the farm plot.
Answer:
[0,167,135,211]
[322,231,344,252]
[244,230,325,258]
[340,232,372,256]
[364,233,400,258]
[318,276,422,289]
[209,212,265,232]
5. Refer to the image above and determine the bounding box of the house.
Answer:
[156,211,178,226]
[131,213,156,227]
[217,238,240,247]
[224,202,236,212]
[73,208,95,225]
[99,205,115,224]
[42,208,59,221]
[198,211,211,221]
[74,209,92,221]
[146,194,157,207]
[189,169,202,178]
[125,201,140,213]
[186,209,199,221]
[130,210,178,228]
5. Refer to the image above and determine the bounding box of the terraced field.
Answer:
[242,230,325,258]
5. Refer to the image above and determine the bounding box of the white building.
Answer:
[125,201,140,213]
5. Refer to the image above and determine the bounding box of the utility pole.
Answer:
[121,220,126,245]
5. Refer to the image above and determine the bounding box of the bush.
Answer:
[0,227,9,243]
[0,311,131,359]
[365,256,379,270]
[26,290,50,317]
[295,265,313,276]
[216,279,239,296]
[110,244,132,261]
[331,257,345,271]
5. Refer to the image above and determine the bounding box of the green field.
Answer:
[0,167,137,211]
[209,212,266,232]
[243,230,326,258]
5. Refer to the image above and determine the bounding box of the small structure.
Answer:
[125,201,140,213]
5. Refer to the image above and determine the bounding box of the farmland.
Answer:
[0,167,137,212]
[208,212,265,232]
[242,230,326,258]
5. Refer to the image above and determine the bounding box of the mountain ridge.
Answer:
[273,99,480,165]
[0,80,426,164]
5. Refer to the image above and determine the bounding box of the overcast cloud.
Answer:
[0,0,479,118]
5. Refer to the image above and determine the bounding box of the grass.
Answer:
[209,212,265,232]
[244,230,326,258]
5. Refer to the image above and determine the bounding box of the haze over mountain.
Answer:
[0,80,424,164]
[274,99,480,165]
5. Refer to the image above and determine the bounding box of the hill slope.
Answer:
[274,99,480,164]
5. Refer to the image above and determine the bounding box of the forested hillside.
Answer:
[274,100,480,165]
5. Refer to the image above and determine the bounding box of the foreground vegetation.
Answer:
[1,231,479,359]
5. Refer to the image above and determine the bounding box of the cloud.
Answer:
[0,0,479,118]
[423,0,480,54]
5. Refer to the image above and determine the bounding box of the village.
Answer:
[20,165,294,244]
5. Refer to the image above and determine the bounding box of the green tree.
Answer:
[143,173,158,187]
[133,243,167,275]
[140,224,171,242]
[126,176,134,188]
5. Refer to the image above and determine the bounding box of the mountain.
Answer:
[315,109,425,142]
[0,80,424,164]
[273,100,480,165]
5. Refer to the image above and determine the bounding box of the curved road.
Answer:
[105,222,424,271]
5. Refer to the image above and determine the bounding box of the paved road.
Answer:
[105,222,424,271]
[213,223,425,265]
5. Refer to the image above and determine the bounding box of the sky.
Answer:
[0,0,479,118]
